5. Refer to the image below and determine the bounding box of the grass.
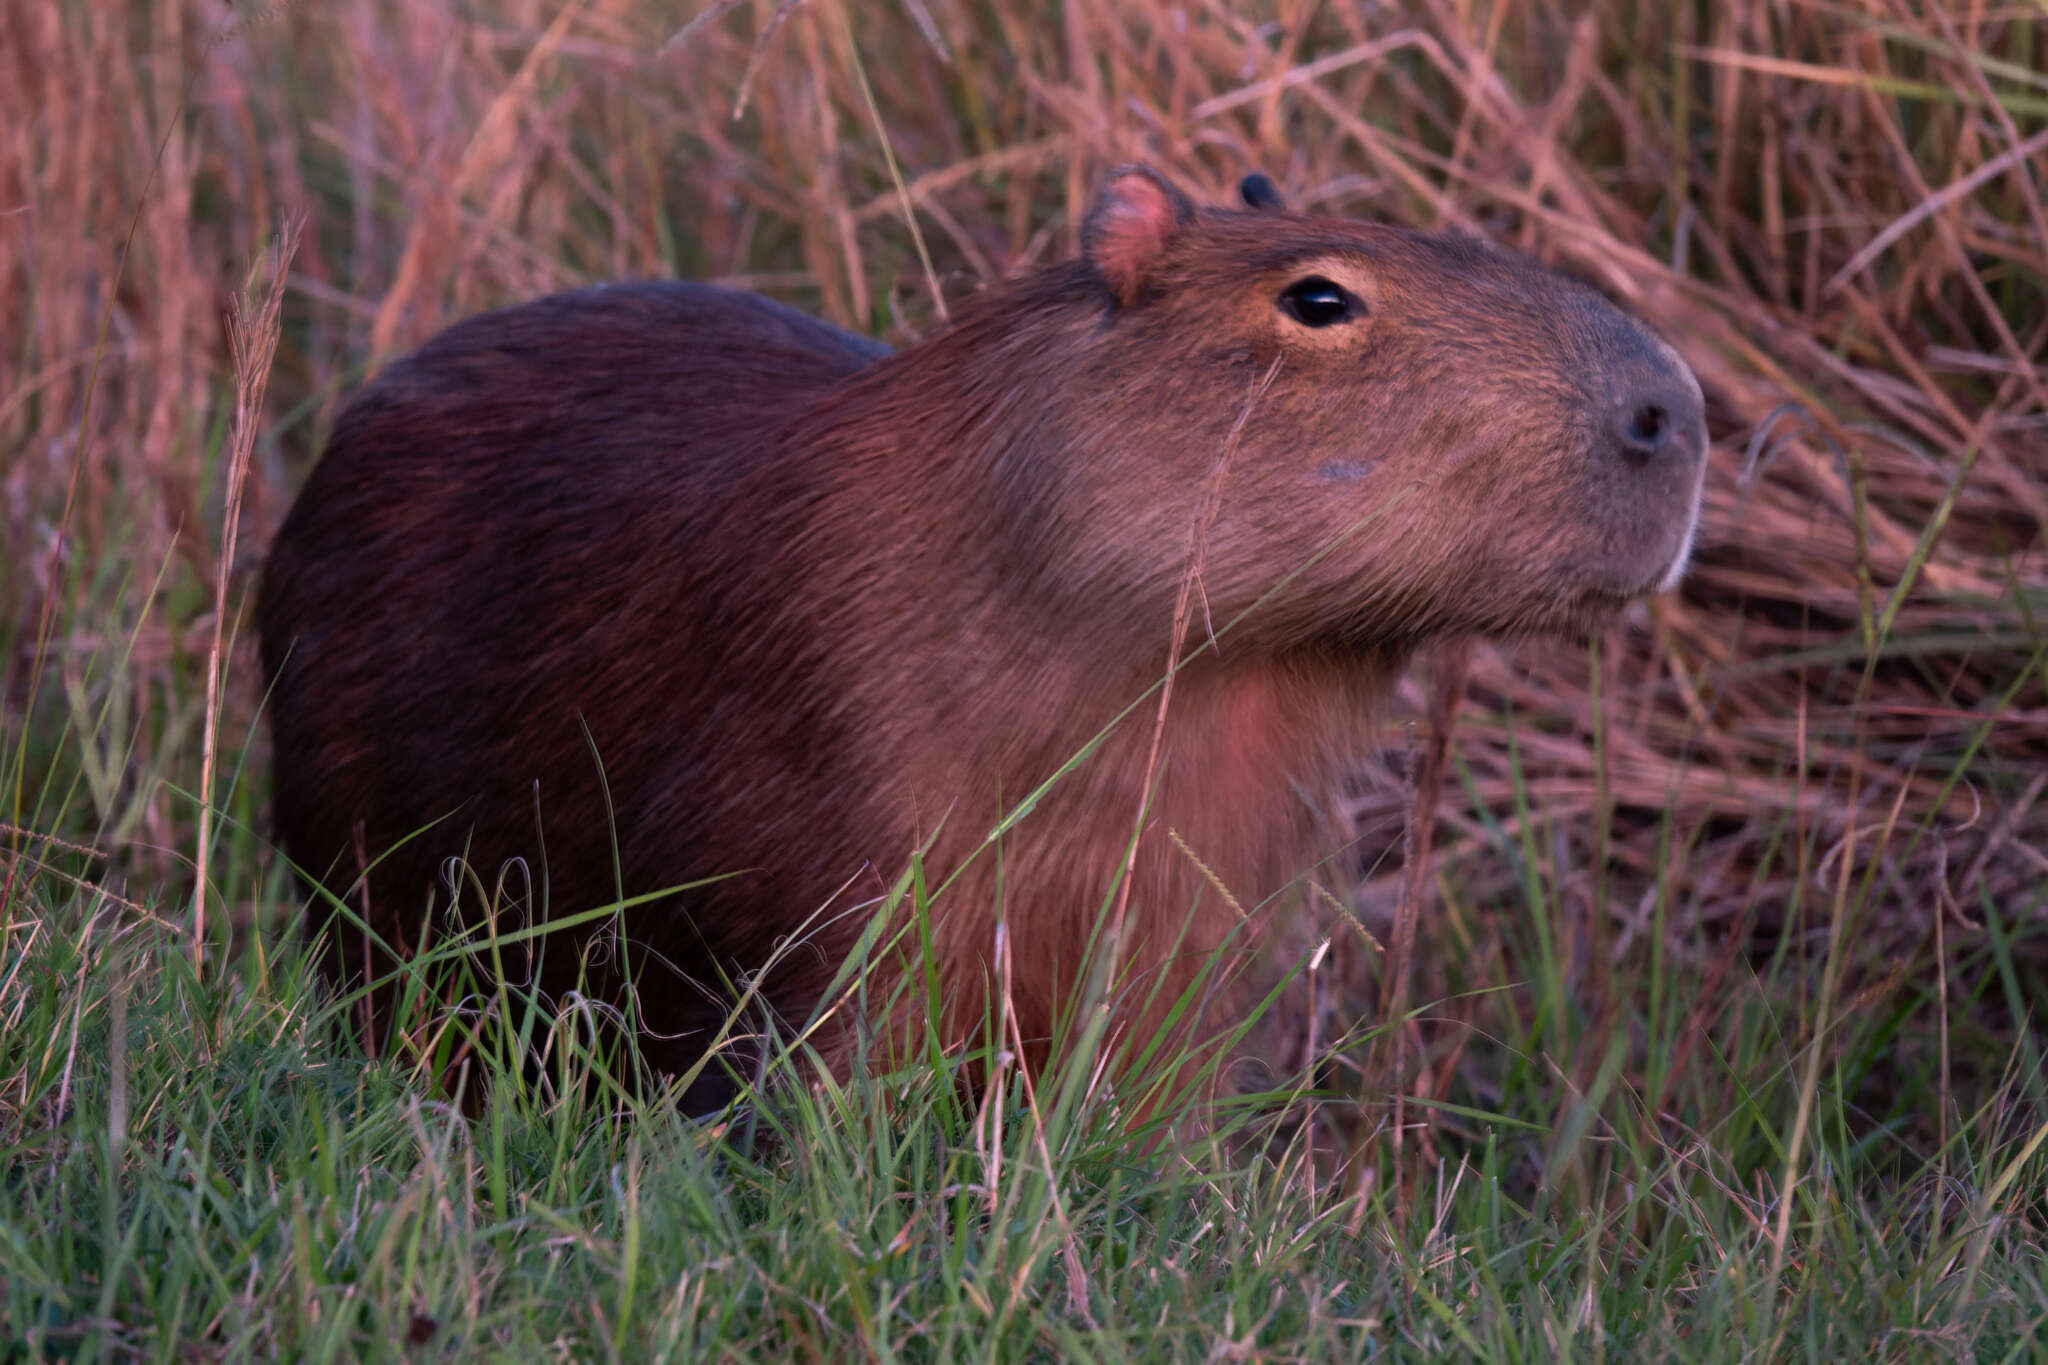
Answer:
[3,0,2047,1358]
[4,880,2044,1360]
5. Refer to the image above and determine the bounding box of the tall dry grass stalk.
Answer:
[1,0,2041,1126]
[193,220,300,970]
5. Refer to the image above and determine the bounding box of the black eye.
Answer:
[1278,276,1356,327]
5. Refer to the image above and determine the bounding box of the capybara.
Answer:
[259,167,1707,1111]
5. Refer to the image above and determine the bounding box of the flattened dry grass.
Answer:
[2,1,2045,1358]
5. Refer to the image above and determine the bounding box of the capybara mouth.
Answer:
[1655,453,1710,594]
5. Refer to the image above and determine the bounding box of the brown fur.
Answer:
[258,167,1707,1112]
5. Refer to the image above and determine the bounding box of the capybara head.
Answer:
[969,166,1706,651]
[258,163,1708,1117]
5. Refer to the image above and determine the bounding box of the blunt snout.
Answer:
[1576,320,1709,594]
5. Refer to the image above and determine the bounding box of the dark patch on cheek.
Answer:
[1202,346,1257,374]
[1316,458,1380,483]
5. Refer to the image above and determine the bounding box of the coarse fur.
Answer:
[259,168,1708,1112]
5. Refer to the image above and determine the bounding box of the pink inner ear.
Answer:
[1088,173,1181,302]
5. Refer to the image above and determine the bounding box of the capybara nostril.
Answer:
[1627,404,1667,452]
[1611,378,1700,468]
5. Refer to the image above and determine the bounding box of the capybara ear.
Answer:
[1239,172,1286,213]
[1082,165,1197,305]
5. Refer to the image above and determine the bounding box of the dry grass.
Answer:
[3,0,2044,1138]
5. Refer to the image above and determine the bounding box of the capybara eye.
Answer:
[1278,277,1355,327]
